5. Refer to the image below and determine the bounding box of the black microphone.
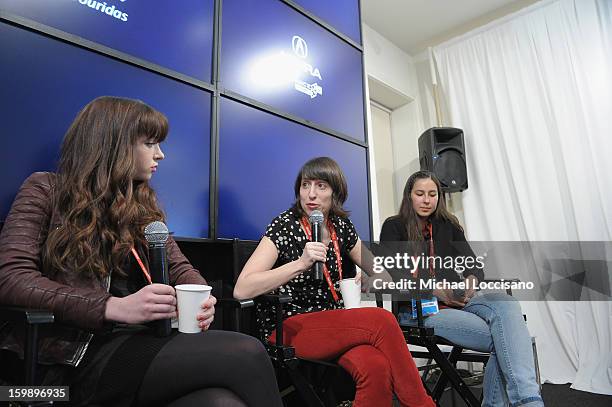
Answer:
[309,210,325,280]
[144,221,172,337]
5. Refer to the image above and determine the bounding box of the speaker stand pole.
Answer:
[429,47,443,127]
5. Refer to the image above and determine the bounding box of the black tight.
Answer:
[136,331,282,407]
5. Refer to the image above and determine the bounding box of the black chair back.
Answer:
[230,238,355,407]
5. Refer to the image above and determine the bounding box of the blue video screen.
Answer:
[0,0,214,82]
[220,0,365,142]
[217,97,371,241]
[0,22,211,238]
[293,0,361,44]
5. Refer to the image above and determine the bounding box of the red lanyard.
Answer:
[131,247,152,284]
[300,216,343,302]
[424,222,435,277]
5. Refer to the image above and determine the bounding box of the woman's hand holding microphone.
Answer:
[297,242,327,273]
[105,284,177,324]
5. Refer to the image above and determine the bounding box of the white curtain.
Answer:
[433,0,612,394]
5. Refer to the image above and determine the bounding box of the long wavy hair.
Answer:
[292,157,350,218]
[396,170,462,241]
[42,96,168,279]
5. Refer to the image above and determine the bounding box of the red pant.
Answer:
[269,307,434,407]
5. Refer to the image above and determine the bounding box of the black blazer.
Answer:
[380,216,484,283]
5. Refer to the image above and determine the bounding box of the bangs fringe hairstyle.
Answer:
[397,170,462,241]
[43,96,168,278]
[293,157,349,218]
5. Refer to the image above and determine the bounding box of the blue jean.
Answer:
[399,292,543,407]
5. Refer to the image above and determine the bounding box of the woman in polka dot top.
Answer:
[234,157,434,407]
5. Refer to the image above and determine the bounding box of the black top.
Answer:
[41,255,171,406]
[257,207,359,340]
[379,216,484,283]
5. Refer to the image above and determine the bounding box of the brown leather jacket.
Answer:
[0,172,206,366]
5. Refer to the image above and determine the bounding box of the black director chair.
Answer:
[220,238,355,407]
[0,219,56,407]
[0,308,55,407]
[375,279,539,407]
[371,284,480,406]
[369,239,494,407]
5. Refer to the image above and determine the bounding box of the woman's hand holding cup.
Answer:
[196,295,217,331]
[175,284,213,333]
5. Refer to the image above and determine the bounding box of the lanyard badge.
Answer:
[412,221,439,317]
[411,297,440,319]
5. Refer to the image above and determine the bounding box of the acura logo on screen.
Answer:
[290,35,323,99]
[249,35,323,99]
[292,36,308,59]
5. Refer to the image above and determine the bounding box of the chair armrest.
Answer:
[0,306,54,387]
[216,294,291,308]
[216,298,255,309]
[215,298,254,333]
[0,306,54,325]
[215,295,293,341]
[259,294,292,305]
[402,325,436,341]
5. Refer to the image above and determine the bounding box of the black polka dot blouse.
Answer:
[256,207,359,340]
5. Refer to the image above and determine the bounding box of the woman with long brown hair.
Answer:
[0,96,282,407]
[381,170,543,407]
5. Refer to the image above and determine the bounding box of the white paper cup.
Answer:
[175,284,212,333]
[339,278,361,309]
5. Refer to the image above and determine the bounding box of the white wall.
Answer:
[363,24,466,231]
[362,24,425,237]
[370,103,396,223]
[363,24,417,98]
[413,51,465,223]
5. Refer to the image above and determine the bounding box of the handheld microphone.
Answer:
[309,210,325,280]
[144,221,172,337]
